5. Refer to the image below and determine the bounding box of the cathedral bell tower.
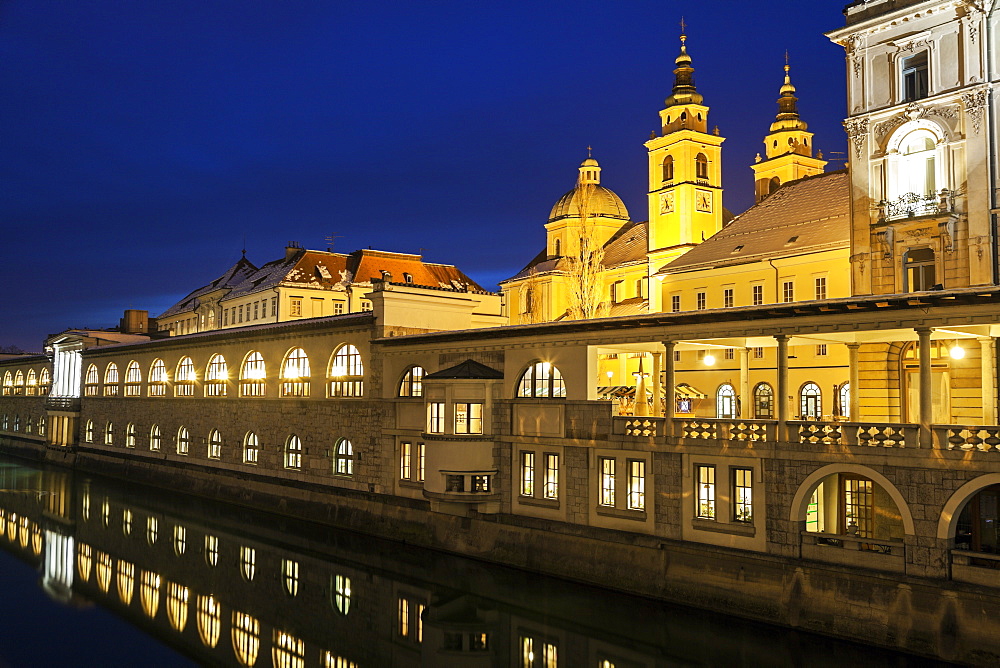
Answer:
[645,31,725,312]
[751,59,826,202]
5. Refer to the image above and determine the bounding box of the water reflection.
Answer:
[0,457,948,667]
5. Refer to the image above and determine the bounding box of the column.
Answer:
[663,341,676,437]
[775,335,789,441]
[739,348,750,419]
[980,336,997,425]
[917,328,933,447]
[652,351,662,418]
[847,342,860,422]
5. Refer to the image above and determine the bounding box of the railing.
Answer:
[878,190,952,222]
[952,549,1000,570]
[45,397,81,412]
[796,421,918,448]
[801,531,904,556]
[612,416,663,437]
[935,425,1000,452]
[678,418,775,442]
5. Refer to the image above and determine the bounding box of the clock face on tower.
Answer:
[695,189,712,213]
[659,191,675,214]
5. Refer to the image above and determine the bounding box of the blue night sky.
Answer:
[2,1,849,351]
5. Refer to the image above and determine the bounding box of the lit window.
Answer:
[333,574,352,615]
[125,423,136,448]
[103,363,119,396]
[240,545,256,581]
[517,362,565,398]
[334,438,353,476]
[167,583,190,632]
[400,441,411,480]
[84,364,99,396]
[716,384,737,419]
[733,468,753,523]
[904,248,936,292]
[117,560,134,605]
[285,435,303,470]
[329,344,364,397]
[283,559,299,596]
[428,402,445,433]
[289,298,303,317]
[149,424,161,451]
[839,382,851,420]
[521,636,558,668]
[281,348,311,397]
[176,426,190,455]
[723,288,734,308]
[208,429,223,460]
[628,460,645,511]
[544,454,559,499]
[197,595,221,648]
[696,292,706,310]
[175,357,196,397]
[140,570,161,618]
[417,442,425,482]
[752,284,764,306]
[205,354,228,397]
[122,508,133,535]
[753,383,774,419]
[782,281,794,303]
[902,51,928,102]
[454,403,483,434]
[232,612,260,667]
[104,421,114,446]
[520,452,535,496]
[800,382,822,420]
[272,629,306,668]
[148,359,167,396]
[894,130,937,203]
[244,432,260,465]
[599,458,615,507]
[96,551,112,592]
[696,465,716,519]
[814,277,827,301]
[77,543,92,582]
[124,361,141,396]
[398,366,425,397]
[147,516,158,545]
[38,368,50,396]
[12,370,25,396]
[173,525,187,556]
[397,596,426,644]
[240,351,266,397]
[205,535,219,567]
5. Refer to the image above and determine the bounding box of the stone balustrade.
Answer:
[935,425,1000,452]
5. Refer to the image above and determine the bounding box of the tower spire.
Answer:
[665,24,703,107]
[775,55,802,123]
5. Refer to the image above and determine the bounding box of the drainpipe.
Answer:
[272,288,280,321]
[988,6,999,286]
[767,259,780,303]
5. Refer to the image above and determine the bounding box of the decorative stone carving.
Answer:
[938,218,957,252]
[844,117,869,158]
[875,225,895,258]
[850,253,867,276]
[846,32,866,79]
[874,102,958,143]
[962,88,989,135]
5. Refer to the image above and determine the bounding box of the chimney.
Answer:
[285,241,302,261]
[119,309,149,334]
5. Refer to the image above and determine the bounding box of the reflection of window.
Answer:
[197,595,221,648]
[232,611,260,667]
[173,525,187,556]
[141,570,161,618]
[696,465,715,519]
[521,636,558,668]
[240,546,256,581]
[800,382,822,419]
[205,535,219,567]
[273,630,306,668]
[283,559,299,597]
[167,583,190,632]
[333,574,352,615]
[904,247,936,291]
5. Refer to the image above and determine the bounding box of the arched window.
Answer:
[838,383,851,419]
[769,176,781,195]
[240,351,266,397]
[243,432,259,465]
[753,383,774,419]
[398,366,425,397]
[695,153,709,180]
[84,364,99,396]
[208,429,222,460]
[177,426,190,455]
[147,517,158,544]
[13,371,24,395]
[904,247,936,292]
[38,368,50,396]
[2,371,11,396]
[173,525,187,556]
[167,583,190,632]
[232,611,260,667]
[148,359,167,397]
[124,361,141,396]
[175,357,196,397]
[104,421,114,446]
[553,238,561,257]
[284,435,303,470]
[799,382,822,420]
[205,535,219,567]
[716,384,737,419]
[205,354,228,397]
[96,552,112,592]
[197,595,221,648]
[77,544,92,582]
[272,629,306,668]
[126,423,136,448]
[104,363,120,396]
[117,560,135,605]
[662,155,674,181]
[334,438,354,476]
[895,129,937,199]
[36,416,46,437]
[25,369,37,396]
[85,420,94,443]
[240,546,256,581]
[281,348,310,398]
[282,559,299,597]
[517,362,566,398]
[140,570,161,618]
[332,574,352,615]
[329,344,364,397]
[149,424,161,452]
[12,415,20,432]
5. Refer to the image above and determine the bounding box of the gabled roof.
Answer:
[658,170,850,274]
[159,256,258,317]
[424,359,504,380]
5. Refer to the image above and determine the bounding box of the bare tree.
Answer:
[565,182,608,320]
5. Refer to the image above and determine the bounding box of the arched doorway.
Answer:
[955,484,1000,558]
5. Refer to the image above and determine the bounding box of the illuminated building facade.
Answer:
[2,1,1000,662]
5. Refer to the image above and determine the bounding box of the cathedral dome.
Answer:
[547,156,630,222]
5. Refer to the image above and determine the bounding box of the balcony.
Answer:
[45,397,80,412]
[801,531,905,573]
[878,190,953,222]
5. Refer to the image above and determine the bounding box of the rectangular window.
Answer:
[816,344,828,357]
[428,403,445,434]
[238,307,243,324]
[752,284,764,306]
[724,348,734,360]
[400,442,412,480]
[696,465,716,519]
[262,299,268,318]
[635,278,644,299]
[417,442,425,482]
[520,452,535,497]
[455,403,483,434]
[671,294,681,312]
[733,468,753,523]
[223,309,228,326]
[843,476,873,538]
[814,276,827,301]
[696,291,706,310]
[271,296,278,316]
[902,51,929,102]
[673,350,681,362]
[723,288,734,308]
[543,454,559,499]
[782,281,794,303]
[334,301,344,315]
[753,346,764,359]
[521,636,558,668]
[254,301,259,320]
[290,298,302,317]
[627,460,645,511]
[599,457,616,507]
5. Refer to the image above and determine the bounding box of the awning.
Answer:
[597,384,706,399]
[675,383,707,399]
